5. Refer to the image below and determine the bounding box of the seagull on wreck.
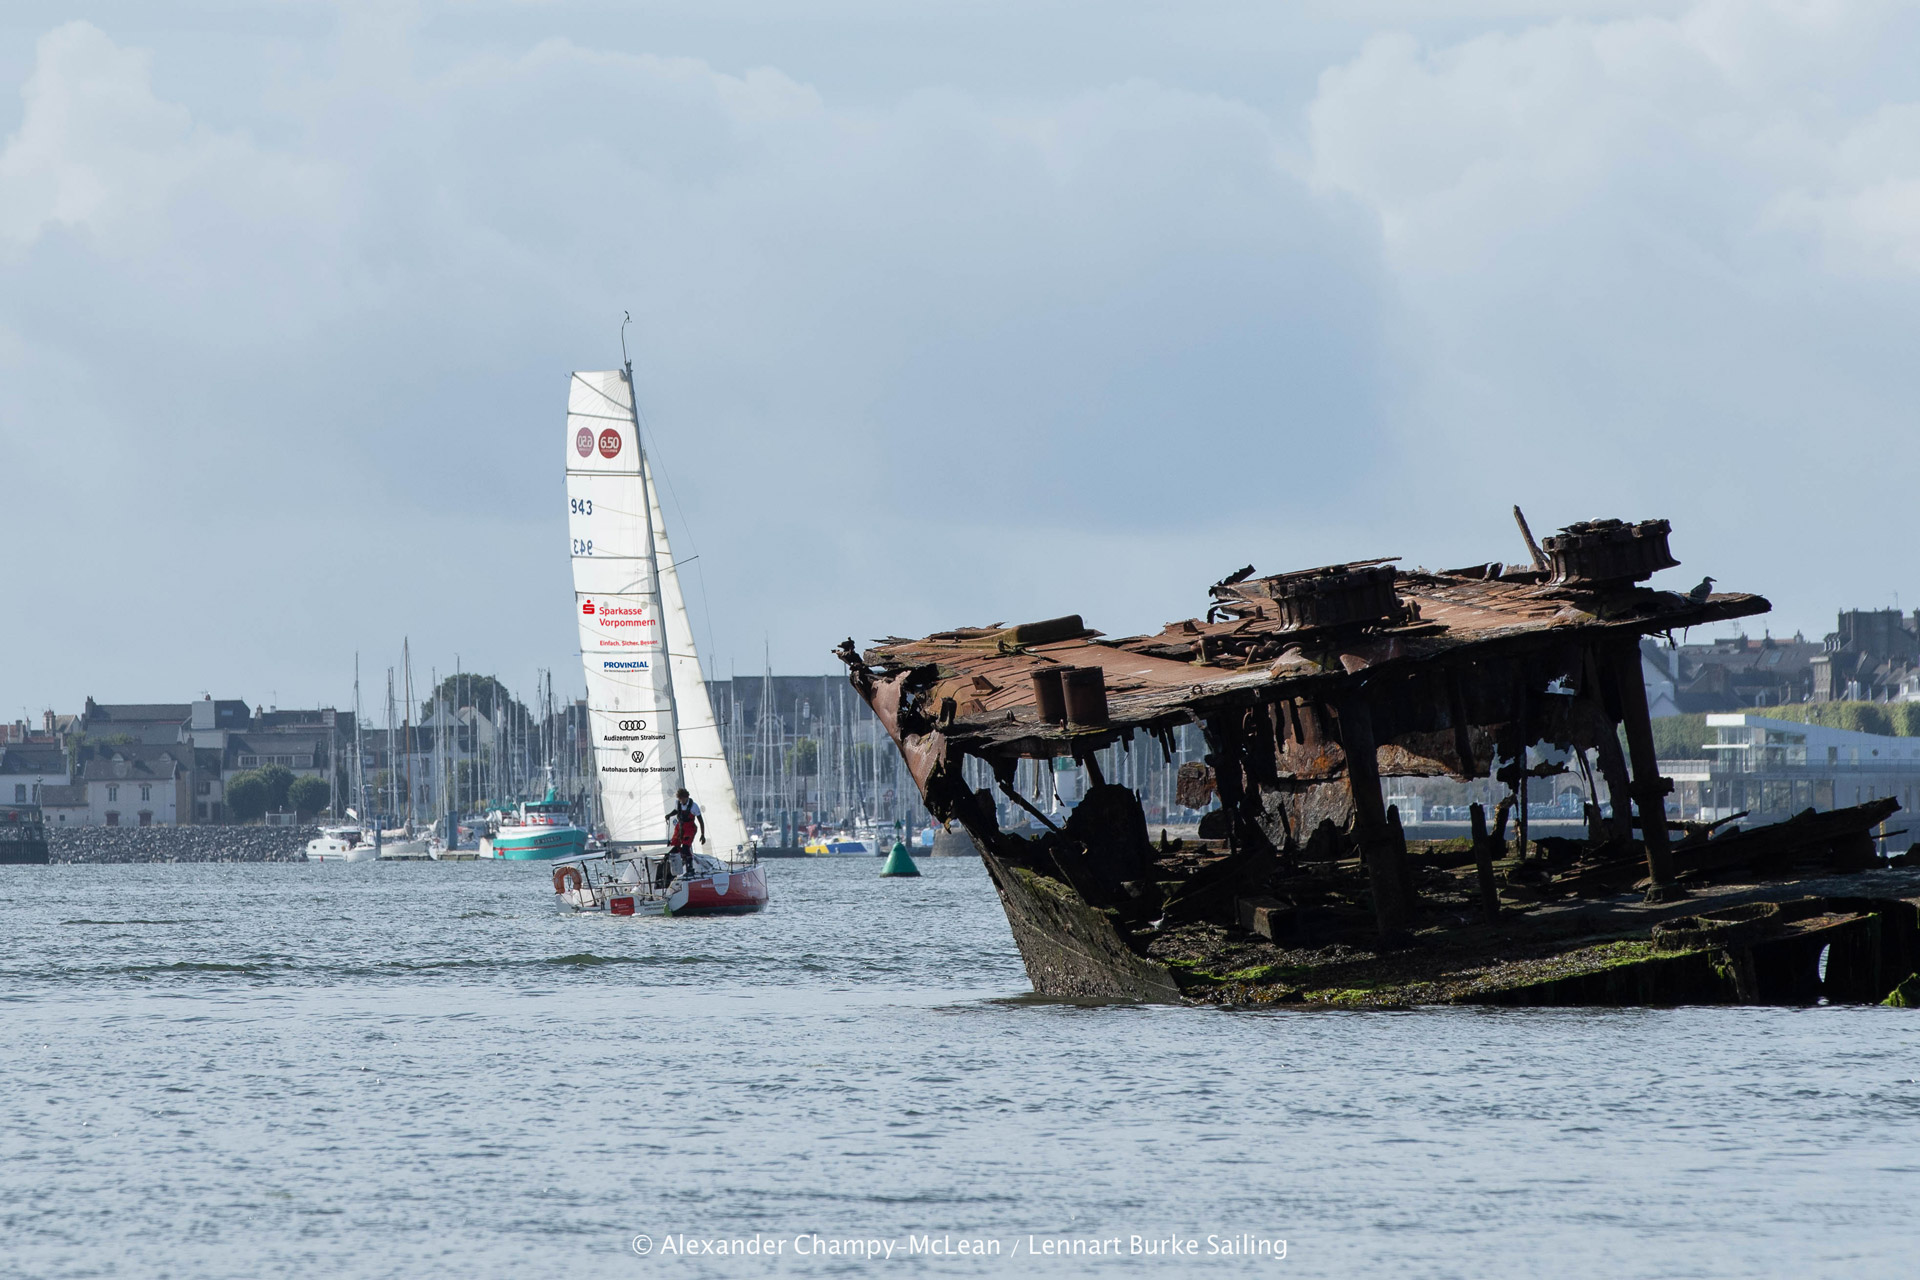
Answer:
[1687,576,1716,603]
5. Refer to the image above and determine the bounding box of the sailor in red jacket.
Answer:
[667,789,705,875]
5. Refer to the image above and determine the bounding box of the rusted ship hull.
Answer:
[977,841,1183,1001]
[839,517,1920,1007]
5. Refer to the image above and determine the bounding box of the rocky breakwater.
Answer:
[50,825,319,863]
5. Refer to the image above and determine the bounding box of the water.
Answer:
[5,858,1919,1279]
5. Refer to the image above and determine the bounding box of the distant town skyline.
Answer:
[6,2,1920,712]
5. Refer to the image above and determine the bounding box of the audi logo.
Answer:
[619,719,647,731]
[630,750,645,763]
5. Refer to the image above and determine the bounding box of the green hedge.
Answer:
[1738,701,1920,737]
[1650,702,1920,758]
[1652,713,1711,759]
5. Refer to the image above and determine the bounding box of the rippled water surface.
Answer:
[5,857,1920,1278]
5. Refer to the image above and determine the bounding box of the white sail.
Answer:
[645,457,751,858]
[566,370,678,846]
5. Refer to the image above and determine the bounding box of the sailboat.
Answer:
[549,345,768,916]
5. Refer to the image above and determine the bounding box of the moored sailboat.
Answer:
[552,342,766,916]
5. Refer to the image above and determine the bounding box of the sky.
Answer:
[5,0,1920,719]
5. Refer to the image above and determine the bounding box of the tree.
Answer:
[787,737,819,777]
[420,673,531,735]
[257,764,296,812]
[227,772,268,822]
[288,776,330,817]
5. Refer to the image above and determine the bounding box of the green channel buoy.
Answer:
[880,840,921,877]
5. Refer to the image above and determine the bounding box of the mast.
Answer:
[403,638,415,827]
[762,651,774,835]
[385,667,396,822]
[622,345,684,794]
[454,658,462,820]
[353,654,363,821]
[431,667,441,840]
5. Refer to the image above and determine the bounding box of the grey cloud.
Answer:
[0,17,1382,710]
[4,3,1919,718]
[1306,1,1920,634]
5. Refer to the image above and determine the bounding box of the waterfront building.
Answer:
[1642,633,1828,715]
[37,783,88,826]
[78,700,197,745]
[1648,608,1920,717]
[66,697,342,822]
[1665,712,1920,824]
[73,747,188,827]
[0,744,68,805]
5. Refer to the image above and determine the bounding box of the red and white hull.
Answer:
[552,854,768,916]
[667,864,769,914]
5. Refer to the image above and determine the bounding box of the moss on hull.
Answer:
[991,857,1920,1010]
[980,851,1183,1001]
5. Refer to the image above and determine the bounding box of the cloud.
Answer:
[0,22,342,267]
[1777,101,1920,273]
[7,2,1920,716]
[0,15,1379,708]
[1305,1,1920,630]
[0,22,196,247]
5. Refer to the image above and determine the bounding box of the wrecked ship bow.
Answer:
[838,517,1920,1007]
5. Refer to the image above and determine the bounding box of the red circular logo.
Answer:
[575,427,593,457]
[598,429,622,459]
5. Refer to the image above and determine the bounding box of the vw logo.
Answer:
[619,719,647,731]
[630,750,645,763]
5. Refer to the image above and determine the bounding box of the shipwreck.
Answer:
[837,516,1920,1007]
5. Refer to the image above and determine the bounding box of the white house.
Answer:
[39,783,88,827]
[76,751,186,827]
[0,745,68,806]
[1641,639,1680,719]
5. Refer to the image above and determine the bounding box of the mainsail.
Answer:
[567,369,678,845]
[566,367,749,857]
[645,456,751,857]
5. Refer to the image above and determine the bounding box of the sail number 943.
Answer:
[572,538,593,556]
[570,498,593,515]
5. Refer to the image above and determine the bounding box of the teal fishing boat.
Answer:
[481,786,589,860]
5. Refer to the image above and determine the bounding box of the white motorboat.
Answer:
[305,825,377,862]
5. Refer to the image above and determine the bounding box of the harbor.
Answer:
[15,854,1915,1278]
[11,2,1920,1275]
